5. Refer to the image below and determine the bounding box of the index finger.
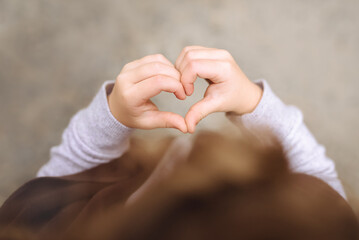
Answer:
[180,59,229,96]
[175,46,207,69]
[122,54,174,73]
[132,75,186,104]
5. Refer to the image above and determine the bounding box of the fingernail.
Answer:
[190,125,195,133]
[186,89,192,96]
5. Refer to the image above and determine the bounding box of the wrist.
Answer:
[233,82,263,115]
[107,90,129,127]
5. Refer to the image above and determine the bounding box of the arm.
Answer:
[226,80,347,199]
[37,81,133,177]
[175,46,346,199]
[37,54,187,177]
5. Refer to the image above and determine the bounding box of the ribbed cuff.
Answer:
[226,79,302,141]
[74,80,134,156]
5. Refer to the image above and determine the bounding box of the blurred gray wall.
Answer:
[0,0,358,205]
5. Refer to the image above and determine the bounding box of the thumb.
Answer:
[145,111,187,133]
[185,97,220,133]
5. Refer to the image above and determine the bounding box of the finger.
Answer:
[132,75,186,104]
[185,97,221,133]
[143,111,188,133]
[180,59,230,96]
[177,48,232,73]
[175,46,208,69]
[121,62,181,84]
[122,54,173,72]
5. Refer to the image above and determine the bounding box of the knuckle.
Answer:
[153,53,166,62]
[183,46,192,54]
[187,60,197,71]
[184,50,196,62]
[221,61,232,71]
[116,72,132,87]
[116,73,124,83]
[122,63,130,71]
[153,75,165,84]
[219,49,231,58]
[151,62,163,72]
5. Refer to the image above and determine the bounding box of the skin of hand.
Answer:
[107,54,188,133]
[175,46,264,133]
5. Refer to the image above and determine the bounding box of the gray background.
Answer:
[0,0,358,207]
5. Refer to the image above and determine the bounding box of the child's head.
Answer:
[3,132,358,240]
[82,132,359,240]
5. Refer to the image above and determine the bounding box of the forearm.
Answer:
[227,80,346,199]
[37,81,133,177]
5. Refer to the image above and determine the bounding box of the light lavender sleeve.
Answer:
[37,80,133,177]
[227,80,346,199]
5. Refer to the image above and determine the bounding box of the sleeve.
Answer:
[37,80,134,177]
[226,79,347,199]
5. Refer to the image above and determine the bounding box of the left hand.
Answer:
[175,46,263,133]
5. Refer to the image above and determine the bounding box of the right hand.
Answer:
[108,54,188,133]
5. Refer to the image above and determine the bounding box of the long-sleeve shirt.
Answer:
[36,79,347,199]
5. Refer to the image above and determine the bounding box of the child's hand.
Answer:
[108,54,188,133]
[175,46,263,133]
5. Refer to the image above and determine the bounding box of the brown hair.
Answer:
[75,131,359,240]
[1,131,358,240]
